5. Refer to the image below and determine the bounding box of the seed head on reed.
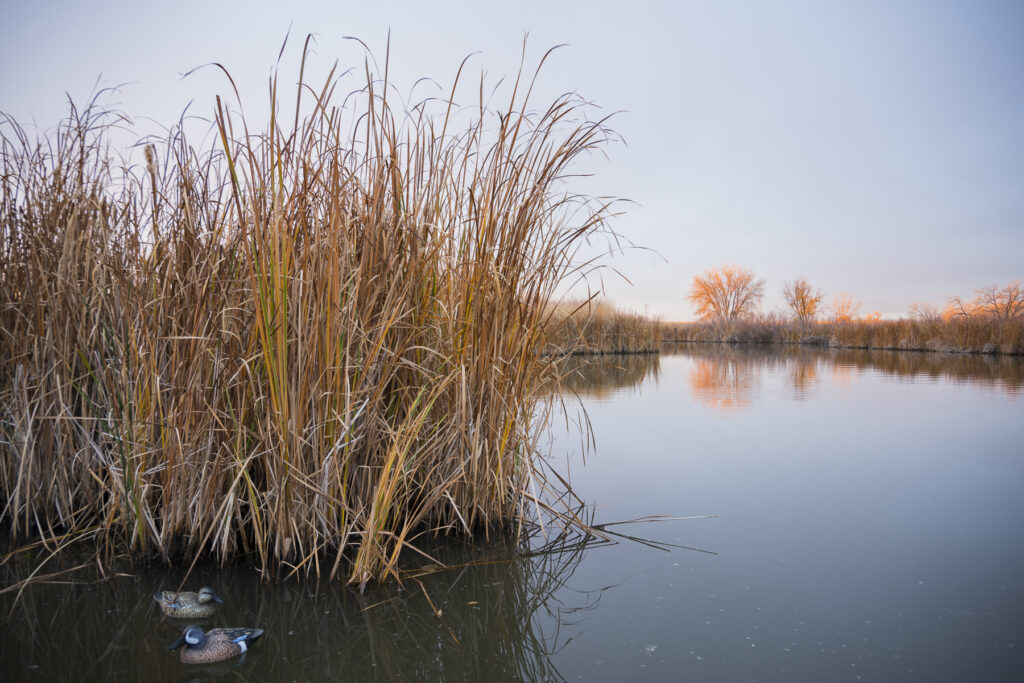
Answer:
[143,143,155,174]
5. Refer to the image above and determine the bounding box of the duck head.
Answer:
[169,626,206,650]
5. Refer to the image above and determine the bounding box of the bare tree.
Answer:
[688,265,765,322]
[908,302,942,323]
[974,281,1024,319]
[943,296,976,320]
[781,277,824,324]
[943,281,1022,320]
[831,292,861,323]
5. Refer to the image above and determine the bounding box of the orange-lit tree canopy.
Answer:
[831,292,861,323]
[688,265,765,322]
[943,281,1022,320]
[974,282,1024,319]
[782,277,824,324]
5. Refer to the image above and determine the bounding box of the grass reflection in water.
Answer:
[0,523,612,682]
[558,353,662,399]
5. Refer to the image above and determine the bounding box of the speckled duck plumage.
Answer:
[152,586,223,618]
[168,626,264,664]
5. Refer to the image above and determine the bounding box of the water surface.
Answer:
[3,345,1022,681]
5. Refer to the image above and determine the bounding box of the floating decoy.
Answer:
[152,586,223,618]
[168,625,264,664]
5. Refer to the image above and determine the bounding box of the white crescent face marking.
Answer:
[185,630,201,645]
[238,640,247,653]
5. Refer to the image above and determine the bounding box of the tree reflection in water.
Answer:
[687,350,759,412]
[667,343,1023,413]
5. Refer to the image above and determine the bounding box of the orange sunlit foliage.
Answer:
[971,282,1023,319]
[941,282,1022,321]
[831,292,861,323]
[688,265,765,321]
[943,297,978,320]
[782,277,824,324]
[862,311,883,323]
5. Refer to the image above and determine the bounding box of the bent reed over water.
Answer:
[0,42,620,587]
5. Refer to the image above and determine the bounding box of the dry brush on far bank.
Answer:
[664,317,1024,355]
[543,300,662,354]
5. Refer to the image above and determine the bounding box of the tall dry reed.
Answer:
[545,299,662,354]
[0,42,619,587]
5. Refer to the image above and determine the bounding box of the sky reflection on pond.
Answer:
[550,345,1024,680]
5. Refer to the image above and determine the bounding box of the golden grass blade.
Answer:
[0,35,631,585]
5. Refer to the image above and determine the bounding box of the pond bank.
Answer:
[665,318,1024,356]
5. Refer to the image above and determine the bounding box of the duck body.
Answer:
[168,626,264,664]
[153,586,223,618]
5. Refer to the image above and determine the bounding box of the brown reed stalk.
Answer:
[0,39,619,587]
[545,299,663,354]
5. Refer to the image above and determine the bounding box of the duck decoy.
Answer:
[152,586,223,618]
[168,625,264,664]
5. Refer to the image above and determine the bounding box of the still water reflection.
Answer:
[3,345,1023,681]
[2,535,598,681]
[676,344,1024,413]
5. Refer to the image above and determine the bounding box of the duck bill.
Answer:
[212,594,224,604]
[168,634,187,650]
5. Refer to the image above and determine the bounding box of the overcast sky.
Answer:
[3,0,1022,319]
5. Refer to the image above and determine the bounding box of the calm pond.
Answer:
[3,345,1023,681]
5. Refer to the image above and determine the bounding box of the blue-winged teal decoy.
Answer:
[153,586,223,618]
[168,625,264,664]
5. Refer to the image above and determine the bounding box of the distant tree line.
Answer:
[910,282,1024,322]
[686,265,883,324]
[687,266,1020,324]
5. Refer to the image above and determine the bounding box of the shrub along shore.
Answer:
[0,47,621,587]
[665,318,1024,355]
[544,300,662,355]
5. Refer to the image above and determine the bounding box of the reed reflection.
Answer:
[826,348,1024,393]
[788,355,820,399]
[830,362,854,390]
[558,353,661,399]
[1,527,603,682]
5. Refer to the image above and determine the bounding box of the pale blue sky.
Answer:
[3,0,1022,319]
